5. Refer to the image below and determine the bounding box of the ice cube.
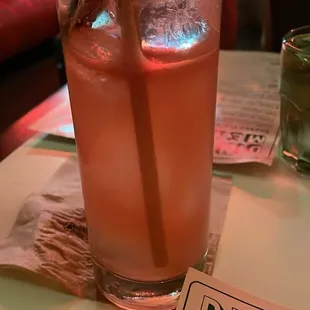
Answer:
[140,0,209,52]
[66,25,121,69]
[91,11,114,29]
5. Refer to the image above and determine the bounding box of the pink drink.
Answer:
[63,24,219,282]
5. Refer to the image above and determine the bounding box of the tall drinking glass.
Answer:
[57,0,221,308]
[280,26,310,175]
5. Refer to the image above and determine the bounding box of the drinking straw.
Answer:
[117,0,168,267]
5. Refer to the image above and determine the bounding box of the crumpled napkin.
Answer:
[0,156,232,300]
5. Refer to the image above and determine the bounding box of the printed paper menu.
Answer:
[214,51,280,166]
[177,268,291,310]
[30,51,281,166]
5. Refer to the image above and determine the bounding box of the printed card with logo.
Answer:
[177,268,291,310]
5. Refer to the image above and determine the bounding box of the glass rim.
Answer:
[282,25,310,56]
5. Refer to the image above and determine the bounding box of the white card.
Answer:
[177,268,291,310]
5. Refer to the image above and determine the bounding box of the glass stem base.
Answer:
[281,147,310,177]
[93,253,208,310]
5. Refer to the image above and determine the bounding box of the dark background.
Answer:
[1,0,309,160]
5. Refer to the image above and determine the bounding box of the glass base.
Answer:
[281,148,310,177]
[93,253,208,310]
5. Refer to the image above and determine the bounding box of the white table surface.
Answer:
[0,132,310,309]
